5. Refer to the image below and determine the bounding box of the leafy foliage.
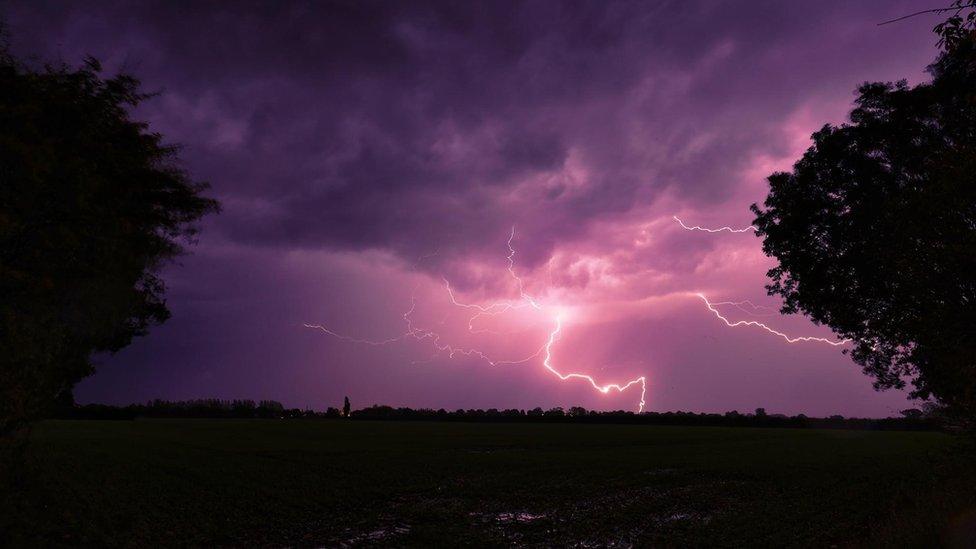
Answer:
[934,0,976,50]
[0,46,218,436]
[751,21,976,419]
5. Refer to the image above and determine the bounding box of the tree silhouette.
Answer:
[751,16,976,421]
[343,396,351,418]
[0,43,219,443]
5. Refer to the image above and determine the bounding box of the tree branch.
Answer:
[877,2,976,26]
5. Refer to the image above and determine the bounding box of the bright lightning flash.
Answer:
[673,215,756,233]
[696,293,849,346]
[308,223,849,412]
[305,227,648,411]
[707,299,778,317]
[543,316,646,411]
[672,214,847,346]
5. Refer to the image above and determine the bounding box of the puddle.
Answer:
[496,511,546,523]
[341,522,411,545]
[661,511,711,524]
[365,524,410,540]
[469,510,547,524]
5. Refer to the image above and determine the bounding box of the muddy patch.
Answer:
[338,519,411,546]
[494,511,547,523]
[469,510,548,524]
[660,511,712,524]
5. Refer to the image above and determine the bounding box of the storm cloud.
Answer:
[3,0,948,414]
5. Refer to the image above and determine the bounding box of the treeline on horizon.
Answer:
[55,399,942,431]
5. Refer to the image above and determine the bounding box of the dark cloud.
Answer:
[6,0,941,269]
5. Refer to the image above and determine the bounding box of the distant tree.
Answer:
[568,406,588,417]
[0,38,218,446]
[751,13,976,422]
[343,396,351,418]
[901,408,924,419]
[257,400,284,418]
[544,407,565,418]
[755,408,767,418]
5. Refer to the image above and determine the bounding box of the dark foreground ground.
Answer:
[3,420,975,547]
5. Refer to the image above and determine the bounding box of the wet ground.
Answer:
[4,420,973,546]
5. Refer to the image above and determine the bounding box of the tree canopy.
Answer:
[751,14,976,420]
[0,43,219,437]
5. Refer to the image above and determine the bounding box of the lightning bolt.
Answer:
[707,299,778,317]
[506,226,542,309]
[543,316,647,411]
[443,279,531,334]
[673,215,756,233]
[304,298,545,367]
[672,212,846,345]
[307,222,849,411]
[696,293,849,346]
[306,226,648,411]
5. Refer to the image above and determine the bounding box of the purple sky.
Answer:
[6,1,949,416]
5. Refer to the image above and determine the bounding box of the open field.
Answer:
[4,420,975,547]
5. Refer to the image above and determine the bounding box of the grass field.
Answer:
[4,420,975,547]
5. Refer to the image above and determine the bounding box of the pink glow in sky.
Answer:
[4,1,952,416]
